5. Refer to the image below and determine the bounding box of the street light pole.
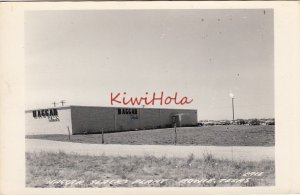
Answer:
[229,93,235,124]
[232,97,235,123]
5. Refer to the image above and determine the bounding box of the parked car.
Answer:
[197,122,204,127]
[203,121,215,126]
[265,120,275,125]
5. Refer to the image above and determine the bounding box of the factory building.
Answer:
[25,106,198,135]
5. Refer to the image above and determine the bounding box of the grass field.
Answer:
[26,151,275,187]
[26,125,274,146]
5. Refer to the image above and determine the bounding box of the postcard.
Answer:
[0,1,299,195]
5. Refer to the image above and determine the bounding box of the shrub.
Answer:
[186,153,194,165]
[249,119,260,125]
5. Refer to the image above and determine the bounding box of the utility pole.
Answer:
[60,100,66,106]
[52,101,57,107]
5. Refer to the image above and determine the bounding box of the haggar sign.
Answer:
[32,109,60,122]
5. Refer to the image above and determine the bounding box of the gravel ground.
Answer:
[26,139,274,161]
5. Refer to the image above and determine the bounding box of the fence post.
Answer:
[67,126,71,141]
[174,123,177,145]
[101,128,104,144]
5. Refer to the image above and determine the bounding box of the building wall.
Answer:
[25,107,72,135]
[115,108,140,131]
[71,106,197,134]
[70,106,116,134]
[26,106,197,135]
[163,109,197,127]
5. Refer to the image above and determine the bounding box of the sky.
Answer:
[25,9,274,120]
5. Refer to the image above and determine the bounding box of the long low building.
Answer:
[25,106,198,135]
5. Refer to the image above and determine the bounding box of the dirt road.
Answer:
[26,139,274,161]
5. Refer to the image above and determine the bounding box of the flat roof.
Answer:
[25,105,197,113]
[25,106,71,113]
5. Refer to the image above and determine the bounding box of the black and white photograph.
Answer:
[23,9,276,188]
[1,2,300,194]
